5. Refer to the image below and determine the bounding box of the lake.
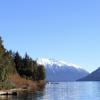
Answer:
[0,82,100,100]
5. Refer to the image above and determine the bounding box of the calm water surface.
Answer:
[0,82,100,100]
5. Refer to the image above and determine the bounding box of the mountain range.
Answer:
[78,67,100,81]
[37,58,89,82]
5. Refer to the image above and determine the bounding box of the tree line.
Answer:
[0,36,45,82]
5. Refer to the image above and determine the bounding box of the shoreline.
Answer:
[0,80,46,95]
[0,88,26,95]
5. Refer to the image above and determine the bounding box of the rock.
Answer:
[0,90,17,95]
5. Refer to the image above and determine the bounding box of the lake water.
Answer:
[0,82,100,100]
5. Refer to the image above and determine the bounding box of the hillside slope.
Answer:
[78,67,100,81]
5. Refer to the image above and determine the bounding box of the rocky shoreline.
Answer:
[0,88,27,95]
[0,80,46,95]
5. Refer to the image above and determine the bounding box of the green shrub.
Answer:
[0,81,16,90]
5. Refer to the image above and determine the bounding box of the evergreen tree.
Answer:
[13,52,24,75]
[37,65,45,80]
[31,61,38,80]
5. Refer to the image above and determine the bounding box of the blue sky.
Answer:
[0,0,100,72]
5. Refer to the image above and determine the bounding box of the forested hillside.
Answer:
[0,36,45,90]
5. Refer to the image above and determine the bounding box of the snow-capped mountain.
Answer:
[37,58,89,82]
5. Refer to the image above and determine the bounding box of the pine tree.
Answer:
[37,65,45,80]
[13,52,23,75]
[31,61,38,80]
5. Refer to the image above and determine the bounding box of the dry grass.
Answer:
[8,74,46,91]
[36,80,46,89]
[8,74,37,91]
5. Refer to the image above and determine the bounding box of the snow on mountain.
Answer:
[37,58,80,68]
[37,58,89,82]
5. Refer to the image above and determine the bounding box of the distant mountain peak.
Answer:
[37,58,80,68]
[36,58,89,82]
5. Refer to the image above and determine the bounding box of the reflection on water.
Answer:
[1,82,100,100]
